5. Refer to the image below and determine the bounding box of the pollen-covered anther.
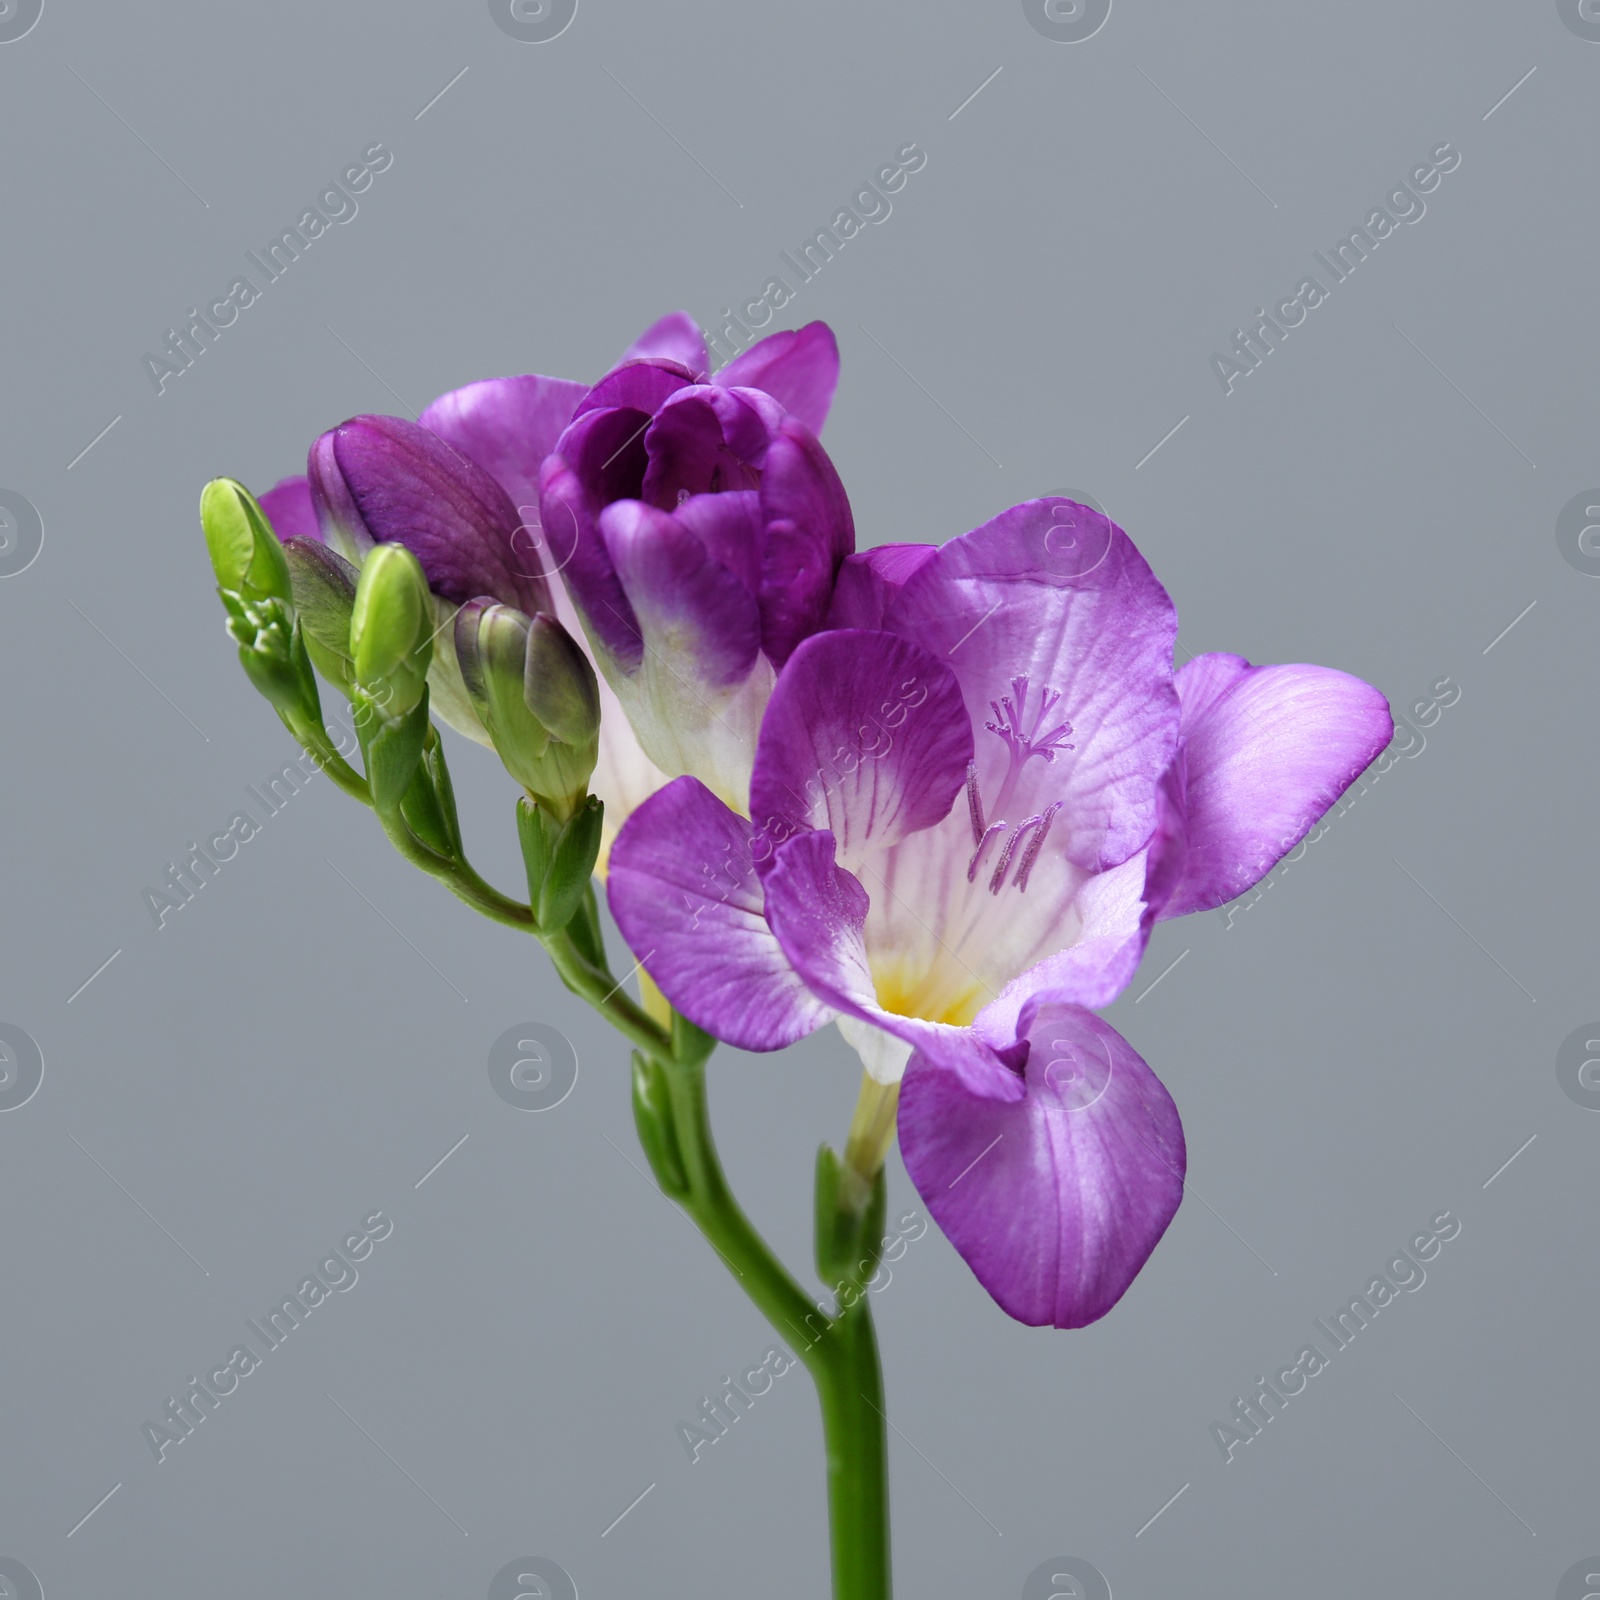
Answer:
[1012,801,1063,893]
[965,759,986,845]
[967,820,1007,883]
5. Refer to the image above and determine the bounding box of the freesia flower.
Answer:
[606,498,1392,1327]
[538,319,853,812]
[254,312,853,858]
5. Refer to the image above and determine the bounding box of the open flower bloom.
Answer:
[606,499,1393,1327]
[255,312,850,858]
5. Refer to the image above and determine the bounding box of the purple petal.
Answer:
[259,476,319,543]
[621,311,710,377]
[418,373,589,513]
[749,630,972,868]
[826,545,938,629]
[574,359,695,422]
[976,853,1155,1033]
[714,321,840,435]
[899,1002,1185,1328]
[537,455,642,672]
[599,499,760,688]
[606,777,832,1050]
[760,829,991,1084]
[1161,654,1393,917]
[882,497,1179,874]
[639,388,769,509]
[757,416,856,667]
[672,491,763,596]
[308,415,550,615]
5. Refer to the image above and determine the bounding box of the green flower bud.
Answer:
[349,544,433,716]
[283,538,359,695]
[456,604,599,815]
[525,614,601,749]
[200,478,292,606]
[217,589,319,724]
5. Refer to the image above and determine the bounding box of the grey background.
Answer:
[1,1,1595,1594]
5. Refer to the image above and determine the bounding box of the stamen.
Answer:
[967,821,1007,883]
[965,760,986,845]
[988,821,1031,895]
[1013,801,1063,892]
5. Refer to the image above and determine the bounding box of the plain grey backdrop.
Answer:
[2,0,1596,1594]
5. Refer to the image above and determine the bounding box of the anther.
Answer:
[1013,801,1063,892]
[965,760,986,845]
[967,821,1007,883]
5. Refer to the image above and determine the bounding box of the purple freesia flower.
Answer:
[538,319,853,810]
[605,498,1392,1328]
[254,311,852,854]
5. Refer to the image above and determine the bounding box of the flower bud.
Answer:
[456,603,599,814]
[282,538,359,694]
[350,543,434,716]
[200,478,293,606]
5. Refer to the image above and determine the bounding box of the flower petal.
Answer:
[882,497,1179,874]
[600,499,760,688]
[621,311,710,376]
[639,387,768,509]
[757,416,856,667]
[538,454,643,672]
[606,777,832,1050]
[899,1002,1185,1328]
[594,498,770,805]
[574,358,695,422]
[308,415,550,616]
[418,373,588,513]
[259,476,319,543]
[714,321,840,436]
[826,544,938,629]
[1161,654,1393,917]
[761,829,993,1085]
[749,630,972,873]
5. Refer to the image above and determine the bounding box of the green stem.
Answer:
[653,1049,892,1600]
[542,928,671,1059]
[372,806,537,931]
[813,1298,892,1600]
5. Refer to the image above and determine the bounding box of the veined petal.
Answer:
[976,852,1153,1034]
[606,777,832,1050]
[762,829,999,1086]
[621,311,710,376]
[259,476,319,543]
[418,373,588,513]
[826,544,938,629]
[1162,654,1393,917]
[899,1002,1185,1328]
[308,415,550,616]
[757,417,856,667]
[883,497,1179,874]
[749,630,972,874]
[714,321,840,436]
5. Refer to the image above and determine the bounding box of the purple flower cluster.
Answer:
[257,312,1391,1331]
